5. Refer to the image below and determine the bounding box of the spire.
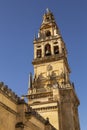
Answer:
[46,8,50,13]
[42,9,55,24]
[28,73,32,89]
[33,9,61,42]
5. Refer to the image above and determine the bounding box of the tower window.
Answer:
[37,49,42,58]
[45,44,51,56]
[54,46,59,54]
[46,30,51,37]
[46,17,49,21]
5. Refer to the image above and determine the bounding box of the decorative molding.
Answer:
[0,101,17,115]
[34,35,61,44]
[33,106,58,112]
[32,53,65,65]
[28,91,53,99]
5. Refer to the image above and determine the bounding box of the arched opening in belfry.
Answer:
[54,46,59,54]
[37,49,42,58]
[45,44,51,56]
[46,30,51,37]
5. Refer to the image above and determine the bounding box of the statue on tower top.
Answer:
[46,8,50,13]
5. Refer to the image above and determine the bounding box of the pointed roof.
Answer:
[33,9,61,42]
[42,8,55,24]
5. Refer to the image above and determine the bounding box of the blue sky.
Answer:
[0,0,87,129]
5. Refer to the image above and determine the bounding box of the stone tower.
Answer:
[28,9,80,130]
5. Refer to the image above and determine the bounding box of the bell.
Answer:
[46,50,50,54]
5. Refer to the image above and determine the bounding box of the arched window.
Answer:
[37,49,42,58]
[46,17,50,21]
[54,46,59,54]
[45,44,51,56]
[46,30,51,37]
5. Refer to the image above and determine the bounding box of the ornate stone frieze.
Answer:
[28,91,53,99]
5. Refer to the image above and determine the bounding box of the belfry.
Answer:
[28,9,80,130]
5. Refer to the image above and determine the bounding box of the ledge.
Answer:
[32,53,65,65]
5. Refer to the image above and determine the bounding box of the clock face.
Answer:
[47,64,52,71]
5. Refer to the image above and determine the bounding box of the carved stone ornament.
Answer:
[47,64,53,71]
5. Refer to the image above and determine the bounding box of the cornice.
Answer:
[40,21,56,30]
[33,35,61,44]
[33,105,58,112]
[0,101,17,115]
[31,100,58,106]
[28,91,53,99]
[32,53,65,65]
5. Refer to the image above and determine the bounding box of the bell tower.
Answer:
[28,9,80,130]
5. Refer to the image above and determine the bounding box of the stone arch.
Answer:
[45,44,51,56]
[46,30,51,37]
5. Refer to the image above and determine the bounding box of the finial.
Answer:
[34,34,36,40]
[46,8,50,13]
